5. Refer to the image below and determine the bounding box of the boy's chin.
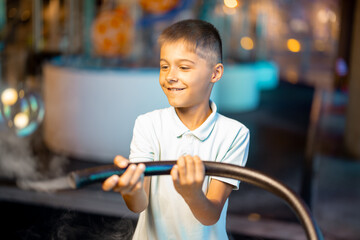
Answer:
[168,101,186,108]
[169,103,193,110]
[168,102,182,108]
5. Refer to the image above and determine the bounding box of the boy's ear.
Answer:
[211,63,224,83]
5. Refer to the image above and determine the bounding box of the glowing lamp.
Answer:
[287,39,301,52]
[1,88,18,106]
[240,37,254,50]
[14,112,29,129]
[224,0,238,8]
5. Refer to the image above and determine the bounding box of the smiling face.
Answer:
[159,40,223,112]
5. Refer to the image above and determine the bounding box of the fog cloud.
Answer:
[0,131,68,181]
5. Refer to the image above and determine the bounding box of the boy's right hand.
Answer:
[102,155,146,196]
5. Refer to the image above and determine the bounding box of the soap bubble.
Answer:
[0,88,44,137]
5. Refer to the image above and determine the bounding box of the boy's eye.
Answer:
[179,66,190,70]
[160,65,169,70]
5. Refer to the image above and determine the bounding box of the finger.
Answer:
[117,164,137,188]
[194,156,205,182]
[113,185,124,193]
[171,165,180,189]
[177,156,187,184]
[122,173,143,195]
[129,164,146,186]
[114,155,129,168]
[171,165,179,183]
[185,155,195,183]
[129,181,143,193]
[102,175,119,191]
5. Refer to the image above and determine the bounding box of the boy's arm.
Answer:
[171,155,233,226]
[102,155,150,213]
[122,177,150,213]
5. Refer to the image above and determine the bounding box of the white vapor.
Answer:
[0,131,68,181]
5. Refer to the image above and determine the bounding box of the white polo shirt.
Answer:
[129,101,250,240]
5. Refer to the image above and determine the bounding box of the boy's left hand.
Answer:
[170,155,205,201]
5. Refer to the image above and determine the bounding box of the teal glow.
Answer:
[211,61,278,112]
[20,98,29,112]
[0,103,10,123]
[37,102,45,122]
[3,104,11,118]
[16,93,45,137]
[75,164,176,188]
[29,95,39,112]
[255,61,279,90]
[212,64,259,112]
[147,165,173,172]
[89,170,125,181]
[16,122,38,137]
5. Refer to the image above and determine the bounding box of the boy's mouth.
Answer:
[167,88,185,91]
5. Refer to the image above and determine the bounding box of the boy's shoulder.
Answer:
[216,113,249,133]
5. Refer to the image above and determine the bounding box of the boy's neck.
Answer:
[174,103,212,131]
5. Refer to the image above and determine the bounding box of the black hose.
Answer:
[70,161,323,240]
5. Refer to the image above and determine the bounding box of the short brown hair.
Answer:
[158,19,223,65]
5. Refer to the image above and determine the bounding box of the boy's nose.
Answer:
[165,68,178,82]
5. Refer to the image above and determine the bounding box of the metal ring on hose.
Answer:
[70,161,324,240]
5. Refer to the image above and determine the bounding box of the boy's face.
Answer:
[159,40,222,111]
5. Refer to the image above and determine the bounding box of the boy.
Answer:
[102,19,249,239]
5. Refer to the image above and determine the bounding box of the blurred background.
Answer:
[0,0,359,239]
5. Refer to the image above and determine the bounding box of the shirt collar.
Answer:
[170,101,218,141]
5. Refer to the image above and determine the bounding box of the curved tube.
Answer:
[70,161,323,240]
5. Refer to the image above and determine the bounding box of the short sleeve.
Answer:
[129,115,155,163]
[211,126,250,190]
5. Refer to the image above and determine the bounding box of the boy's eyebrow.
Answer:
[160,58,196,64]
